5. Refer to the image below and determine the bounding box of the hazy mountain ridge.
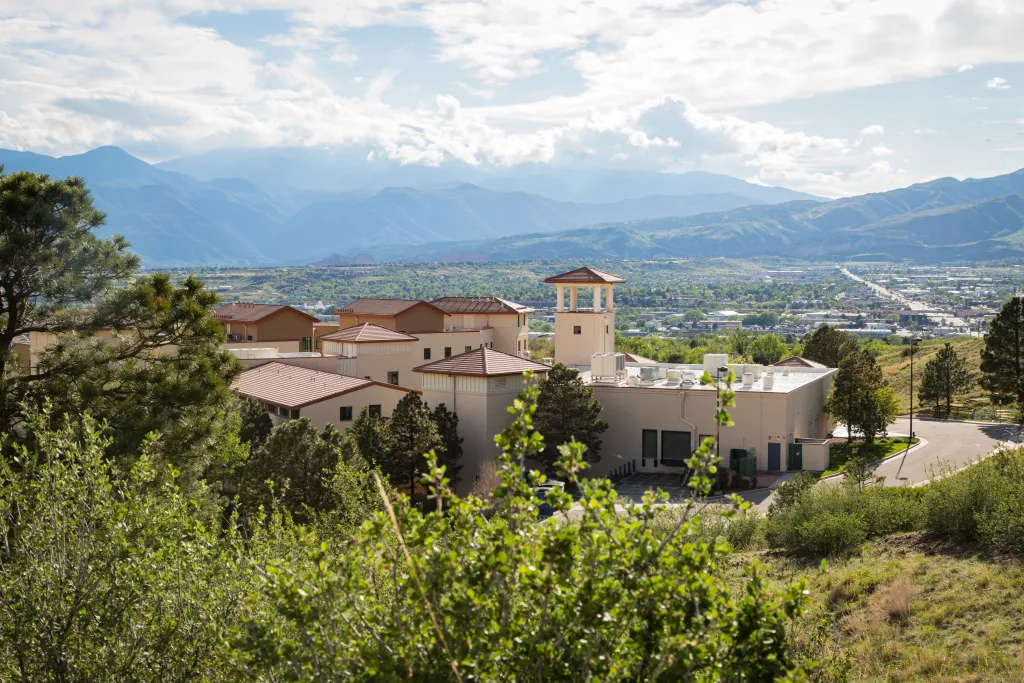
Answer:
[0,146,804,265]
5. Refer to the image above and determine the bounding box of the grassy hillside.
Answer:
[751,534,1024,682]
[875,338,986,413]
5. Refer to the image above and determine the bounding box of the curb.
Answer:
[817,437,929,482]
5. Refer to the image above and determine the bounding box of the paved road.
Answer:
[873,416,1020,484]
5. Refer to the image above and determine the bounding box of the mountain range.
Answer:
[0,146,815,265]
[4,145,1024,264]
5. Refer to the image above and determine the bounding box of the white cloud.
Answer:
[958,64,974,72]
[860,124,885,137]
[985,77,1011,89]
[871,144,894,156]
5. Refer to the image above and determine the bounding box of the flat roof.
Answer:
[583,363,835,394]
[232,362,413,408]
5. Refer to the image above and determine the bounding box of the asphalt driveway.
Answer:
[872,416,1021,485]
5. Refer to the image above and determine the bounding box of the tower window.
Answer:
[573,326,582,335]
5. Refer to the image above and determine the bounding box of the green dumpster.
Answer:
[787,443,803,471]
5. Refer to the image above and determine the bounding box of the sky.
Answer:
[1,0,1024,197]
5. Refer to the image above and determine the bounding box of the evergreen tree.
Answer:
[534,363,608,473]
[238,397,273,454]
[350,406,393,465]
[920,342,974,414]
[980,296,1024,410]
[384,392,441,493]
[0,169,241,485]
[239,418,357,518]
[801,325,859,368]
[432,403,463,486]
[825,350,885,445]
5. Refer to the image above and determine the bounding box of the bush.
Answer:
[924,447,1024,554]
[795,512,867,557]
[765,483,924,556]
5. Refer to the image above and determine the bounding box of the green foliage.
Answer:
[230,373,812,680]
[0,409,250,682]
[238,418,363,519]
[919,342,974,414]
[749,333,787,365]
[381,391,442,493]
[765,484,924,556]
[801,325,859,368]
[432,402,463,486]
[825,350,896,446]
[238,396,273,453]
[534,363,608,472]
[980,295,1024,407]
[743,311,780,327]
[924,447,1024,554]
[768,471,818,516]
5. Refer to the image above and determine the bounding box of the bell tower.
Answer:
[543,266,625,367]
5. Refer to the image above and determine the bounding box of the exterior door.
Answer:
[767,442,781,471]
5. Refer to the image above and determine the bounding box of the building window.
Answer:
[606,325,609,334]
[444,347,452,358]
[267,404,278,415]
[301,337,312,352]
[289,408,300,419]
[642,429,657,466]
[246,335,253,341]
[573,326,582,335]
[339,406,353,421]
[315,339,322,350]
[466,345,472,353]
[368,405,382,417]
[661,431,691,467]
[387,371,399,385]
[423,348,431,360]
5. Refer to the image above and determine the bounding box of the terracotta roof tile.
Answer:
[319,323,418,343]
[431,296,534,314]
[414,347,550,377]
[232,362,411,408]
[213,302,318,323]
[543,266,626,284]
[336,299,446,316]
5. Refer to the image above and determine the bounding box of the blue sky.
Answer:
[1,0,1023,196]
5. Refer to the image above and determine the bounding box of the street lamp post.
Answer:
[896,336,922,480]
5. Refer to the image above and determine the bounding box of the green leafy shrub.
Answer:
[766,483,924,556]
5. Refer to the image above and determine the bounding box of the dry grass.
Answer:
[739,532,1024,682]
[470,461,502,499]
[875,338,985,413]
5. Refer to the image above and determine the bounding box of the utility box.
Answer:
[729,448,747,471]
[787,443,803,471]
[738,456,757,477]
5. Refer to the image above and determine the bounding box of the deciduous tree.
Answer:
[801,324,859,368]
[749,333,787,365]
[825,350,889,445]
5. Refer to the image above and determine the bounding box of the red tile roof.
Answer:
[337,299,446,316]
[213,302,319,323]
[319,323,418,343]
[431,296,534,314]
[543,266,626,284]
[232,362,412,408]
[414,347,550,377]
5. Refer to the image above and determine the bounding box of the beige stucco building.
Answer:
[231,361,415,431]
[414,348,551,494]
[213,303,320,348]
[544,267,623,367]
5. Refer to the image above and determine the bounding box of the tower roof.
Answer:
[543,266,626,284]
[413,347,550,377]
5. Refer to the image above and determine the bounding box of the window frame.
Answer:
[339,406,353,421]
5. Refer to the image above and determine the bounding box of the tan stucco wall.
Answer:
[395,306,446,333]
[443,312,529,357]
[285,383,412,431]
[223,340,302,353]
[554,311,615,366]
[421,373,540,495]
[590,377,833,477]
[247,309,316,342]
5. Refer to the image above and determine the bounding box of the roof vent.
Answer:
[640,366,659,383]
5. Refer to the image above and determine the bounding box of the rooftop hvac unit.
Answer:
[591,352,626,381]
[680,370,695,385]
[640,366,660,383]
[763,374,775,390]
[666,369,681,384]
[227,347,277,360]
[742,372,754,388]
[751,364,763,378]
[766,365,776,377]
[703,353,729,375]
[626,376,639,386]
[783,367,790,376]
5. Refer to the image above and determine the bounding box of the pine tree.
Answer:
[825,350,885,444]
[534,363,608,473]
[921,343,974,414]
[385,392,441,493]
[432,403,463,486]
[980,296,1024,409]
[801,325,859,368]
